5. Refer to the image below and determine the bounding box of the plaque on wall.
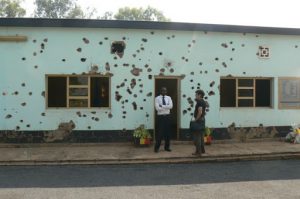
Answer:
[279,77,300,109]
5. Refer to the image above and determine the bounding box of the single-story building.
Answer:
[0,18,298,143]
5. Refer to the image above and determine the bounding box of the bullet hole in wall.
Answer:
[26,124,30,128]
[210,81,215,87]
[81,58,86,62]
[230,58,233,61]
[232,48,235,51]
[41,112,46,116]
[221,43,228,48]
[159,52,163,56]
[62,59,66,62]
[150,31,154,35]
[241,44,245,47]
[91,111,96,114]
[190,79,193,82]
[41,43,45,49]
[76,111,82,117]
[127,88,132,95]
[160,68,165,73]
[99,41,103,45]
[172,35,175,38]
[105,62,110,71]
[33,52,37,56]
[130,79,136,89]
[243,72,246,74]
[5,114,12,119]
[77,48,82,52]
[190,72,194,75]
[148,75,152,79]
[34,65,38,69]
[132,54,136,58]
[95,117,99,121]
[88,126,91,130]
[115,92,122,101]
[167,36,170,39]
[208,91,215,96]
[20,120,23,123]
[16,126,20,130]
[22,57,26,61]
[142,38,148,42]
[182,56,185,60]
[147,92,152,97]
[147,68,152,72]
[111,41,126,58]
[104,37,109,40]
[216,69,220,72]
[114,64,118,67]
[183,110,187,115]
[21,102,26,106]
[108,113,113,118]
[131,68,142,76]
[140,107,143,110]
[123,63,129,67]
[41,91,45,97]
[21,83,25,87]
[170,68,174,73]
[44,38,48,42]
[143,99,146,102]
[83,38,89,44]
[114,56,118,60]
[33,39,36,43]
[205,71,208,74]
[132,102,137,110]
[185,59,189,62]
[199,62,203,66]
[188,44,192,48]
[215,57,219,61]
[222,62,227,68]
[183,94,186,98]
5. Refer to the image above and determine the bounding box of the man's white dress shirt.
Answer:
[155,95,173,115]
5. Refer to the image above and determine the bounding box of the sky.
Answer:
[22,0,300,28]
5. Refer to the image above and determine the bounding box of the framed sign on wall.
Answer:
[279,77,300,109]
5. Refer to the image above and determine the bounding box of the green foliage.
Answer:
[205,127,211,136]
[114,6,170,22]
[34,0,96,19]
[0,0,26,17]
[133,125,152,139]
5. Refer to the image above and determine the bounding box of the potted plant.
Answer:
[133,125,152,146]
[204,127,213,145]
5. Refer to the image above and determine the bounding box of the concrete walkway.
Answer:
[0,140,299,165]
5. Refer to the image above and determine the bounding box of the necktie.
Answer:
[162,96,166,105]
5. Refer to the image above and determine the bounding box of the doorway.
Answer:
[154,77,180,140]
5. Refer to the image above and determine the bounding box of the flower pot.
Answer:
[133,137,151,146]
[204,135,212,145]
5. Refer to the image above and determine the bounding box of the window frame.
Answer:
[46,74,111,109]
[220,77,273,108]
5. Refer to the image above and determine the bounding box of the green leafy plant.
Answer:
[205,127,211,136]
[133,125,151,139]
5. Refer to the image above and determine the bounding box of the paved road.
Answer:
[0,160,299,198]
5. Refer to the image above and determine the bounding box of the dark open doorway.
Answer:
[154,77,180,140]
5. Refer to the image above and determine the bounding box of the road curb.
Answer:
[0,152,299,166]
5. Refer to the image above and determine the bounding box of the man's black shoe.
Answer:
[165,148,172,152]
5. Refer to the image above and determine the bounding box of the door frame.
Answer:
[154,76,181,140]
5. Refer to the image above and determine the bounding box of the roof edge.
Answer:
[1,18,300,36]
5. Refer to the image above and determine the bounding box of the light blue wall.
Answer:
[1,26,300,131]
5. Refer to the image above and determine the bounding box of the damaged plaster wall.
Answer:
[1,26,300,133]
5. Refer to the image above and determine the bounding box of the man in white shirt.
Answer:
[154,87,173,153]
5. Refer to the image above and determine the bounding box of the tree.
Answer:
[34,0,96,19]
[98,11,113,20]
[0,0,26,17]
[114,6,170,22]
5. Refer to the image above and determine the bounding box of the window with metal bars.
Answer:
[47,75,110,108]
[220,77,272,107]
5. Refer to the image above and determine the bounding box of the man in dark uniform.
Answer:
[154,87,173,153]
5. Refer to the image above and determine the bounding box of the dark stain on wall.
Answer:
[132,102,137,110]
